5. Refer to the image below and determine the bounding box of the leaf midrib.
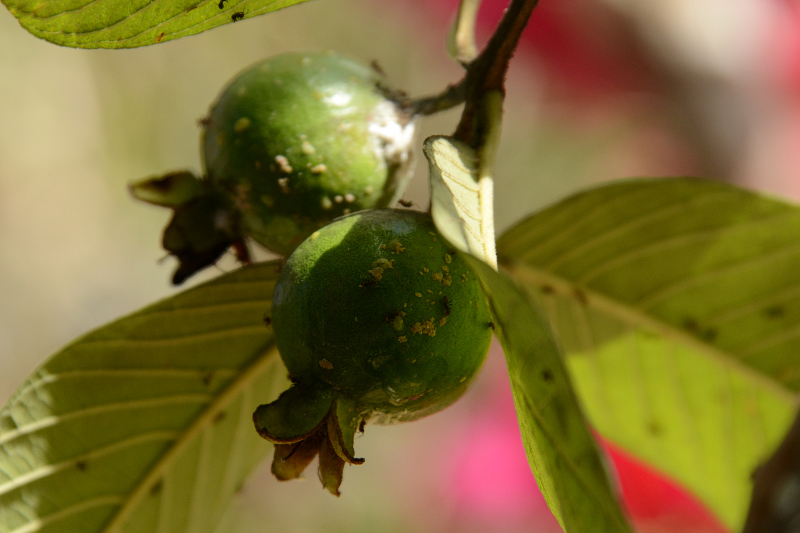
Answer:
[503,261,798,405]
[101,345,279,533]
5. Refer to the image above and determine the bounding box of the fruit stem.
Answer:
[448,0,481,65]
[406,79,467,116]
[405,0,539,140]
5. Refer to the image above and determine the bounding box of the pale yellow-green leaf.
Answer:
[1,0,309,48]
[424,135,497,268]
[0,262,287,533]
[498,178,800,529]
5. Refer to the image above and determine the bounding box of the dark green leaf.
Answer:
[467,256,633,533]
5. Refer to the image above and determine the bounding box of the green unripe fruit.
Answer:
[254,209,493,495]
[203,51,416,256]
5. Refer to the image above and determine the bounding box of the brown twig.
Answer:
[406,0,539,130]
[454,0,540,146]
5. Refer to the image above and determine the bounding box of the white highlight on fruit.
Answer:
[368,101,417,167]
[325,91,352,108]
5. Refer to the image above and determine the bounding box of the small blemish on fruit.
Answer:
[444,254,452,264]
[439,317,447,326]
[311,164,327,174]
[334,195,344,203]
[369,267,384,280]
[277,177,290,193]
[275,155,293,174]
[321,196,333,210]
[301,140,315,154]
[398,336,408,343]
[345,193,356,203]
[410,318,436,337]
[234,117,251,132]
[76,460,87,472]
[391,241,405,254]
[541,369,553,382]
[373,258,394,269]
[320,359,334,369]
[414,292,422,298]
[310,231,321,240]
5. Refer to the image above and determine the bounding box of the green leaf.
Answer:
[497,178,800,529]
[466,256,633,533]
[0,262,286,533]
[424,134,497,268]
[2,0,309,49]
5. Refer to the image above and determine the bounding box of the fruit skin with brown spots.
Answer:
[202,51,417,256]
[254,209,493,495]
[272,208,492,420]
[131,52,416,284]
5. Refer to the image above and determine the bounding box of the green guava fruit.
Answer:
[130,51,416,284]
[203,51,417,256]
[253,209,493,495]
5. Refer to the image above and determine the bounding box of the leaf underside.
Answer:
[2,0,309,48]
[424,135,497,268]
[467,257,634,533]
[498,178,800,529]
[0,262,287,533]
